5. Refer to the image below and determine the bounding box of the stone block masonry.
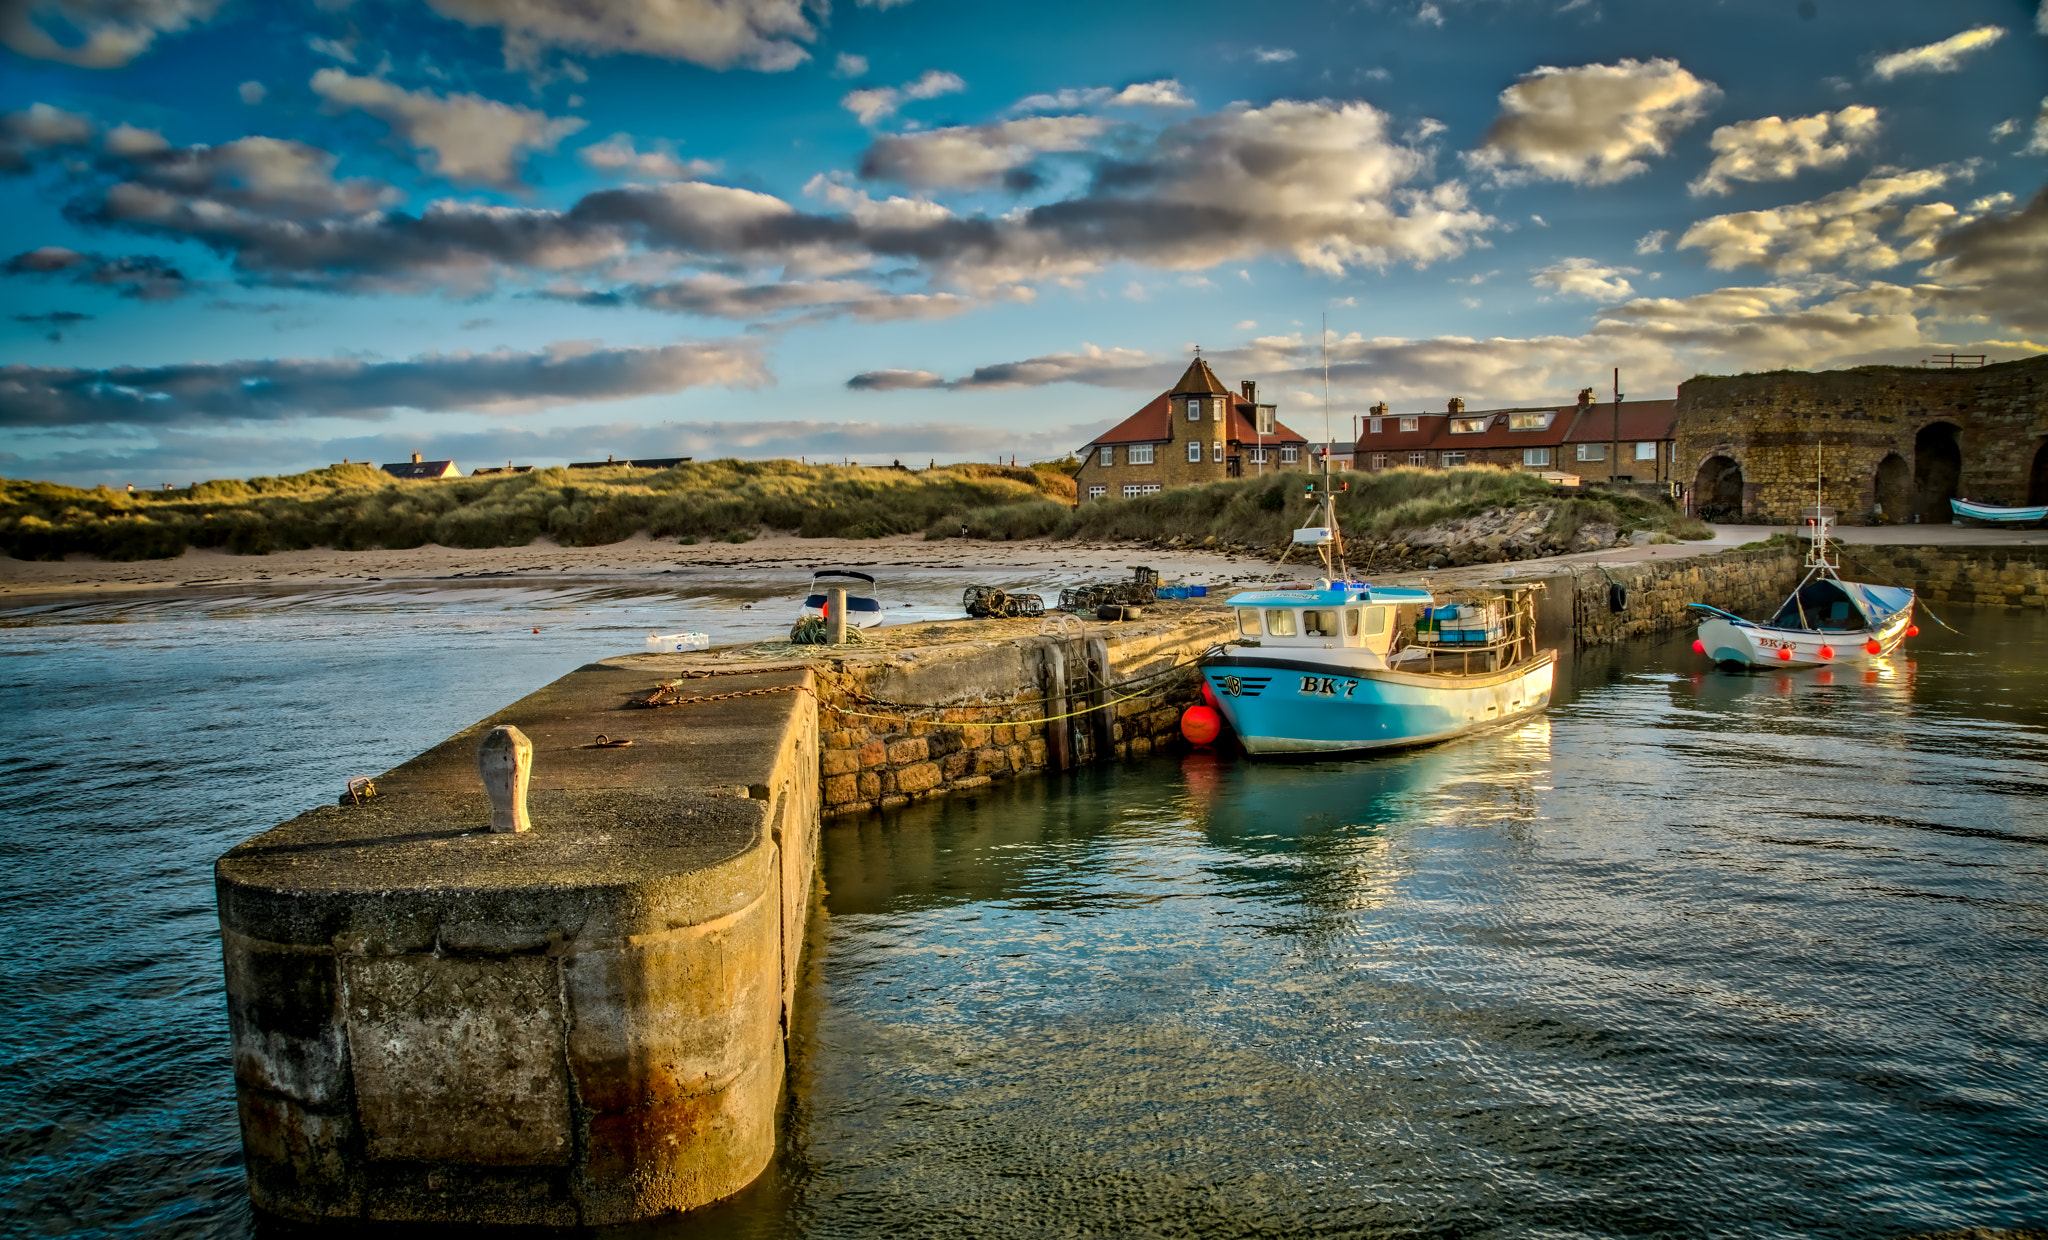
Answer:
[216,664,819,1228]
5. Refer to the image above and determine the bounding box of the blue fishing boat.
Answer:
[1203,579,1556,756]
[801,568,886,629]
[1951,497,2048,527]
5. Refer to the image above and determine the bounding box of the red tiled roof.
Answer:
[1561,399,1677,443]
[1087,391,1307,447]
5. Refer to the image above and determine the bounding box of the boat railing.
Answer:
[1395,585,1544,677]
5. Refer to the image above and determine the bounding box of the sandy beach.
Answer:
[0,530,1265,602]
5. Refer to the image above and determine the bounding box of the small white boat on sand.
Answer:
[1690,505,1916,671]
[1951,498,2048,527]
[801,568,885,629]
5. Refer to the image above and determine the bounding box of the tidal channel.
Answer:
[2,584,2043,1238]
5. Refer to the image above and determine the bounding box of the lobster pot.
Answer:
[1414,602,1504,645]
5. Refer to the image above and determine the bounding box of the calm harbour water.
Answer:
[0,576,2043,1239]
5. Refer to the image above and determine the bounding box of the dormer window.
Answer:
[1399,416,1419,433]
[1508,412,1551,430]
[1368,417,1383,434]
[1450,417,1487,434]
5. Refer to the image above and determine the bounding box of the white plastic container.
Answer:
[646,632,710,652]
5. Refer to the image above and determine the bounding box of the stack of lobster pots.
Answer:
[1413,601,1505,647]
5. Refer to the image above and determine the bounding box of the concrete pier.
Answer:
[216,663,817,1227]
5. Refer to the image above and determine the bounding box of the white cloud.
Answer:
[1415,2,1443,26]
[841,68,965,125]
[0,101,95,170]
[102,122,167,155]
[1251,47,1295,63]
[1871,25,2005,80]
[310,69,586,188]
[1010,79,1191,114]
[238,80,267,105]
[1678,167,1958,274]
[1688,105,1880,196]
[2025,97,2048,156]
[1635,229,1669,254]
[833,51,867,78]
[424,0,817,71]
[1532,257,1639,301]
[579,132,717,180]
[0,0,223,67]
[0,340,771,427]
[1466,57,1721,186]
[858,115,1107,189]
[307,34,356,63]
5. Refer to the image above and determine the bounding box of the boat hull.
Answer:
[1696,607,1912,670]
[1204,652,1556,755]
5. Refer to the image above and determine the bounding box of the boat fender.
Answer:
[1608,582,1628,613]
[1691,639,1706,655]
[1180,704,1221,746]
[1865,640,1882,655]
[1907,625,1919,638]
[1776,647,1793,661]
[1818,645,1834,659]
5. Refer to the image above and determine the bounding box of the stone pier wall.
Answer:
[1832,543,2048,609]
[807,616,1235,818]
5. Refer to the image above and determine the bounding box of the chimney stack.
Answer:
[1241,380,1258,402]
[1370,401,1389,417]
[1447,398,1465,415]
[1578,387,1595,409]
[411,452,422,463]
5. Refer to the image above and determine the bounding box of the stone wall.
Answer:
[1673,354,2048,524]
[809,616,1234,817]
[1832,543,2048,610]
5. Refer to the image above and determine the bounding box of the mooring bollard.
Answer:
[825,585,847,645]
[477,724,533,832]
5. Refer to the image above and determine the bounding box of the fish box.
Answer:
[646,632,710,652]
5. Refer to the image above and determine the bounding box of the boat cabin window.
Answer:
[1236,609,1262,637]
[1361,606,1390,637]
[1345,608,1360,637]
[1302,609,1336,637]
[1265,609,1297,637]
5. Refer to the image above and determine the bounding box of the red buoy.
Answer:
[1818,644,1834,659]
[1180,704,1222,746]
[1777,647,1793,661]
[1907,625,1919,638]
[1201,681,1220,710]
[1692,639,1706,655]
[1866,640,1882,655]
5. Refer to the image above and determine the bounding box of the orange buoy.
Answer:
[1777,647,1793,661]
[532,627,540,634]
[1692,639,1706,655]
[1180,704,1222,746]
[1865,640,1882,655]
[1907,625,1919,637]
[1818,644,1834,659]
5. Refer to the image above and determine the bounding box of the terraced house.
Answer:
[1073,357,1312,502]
[1352,390,1679,485]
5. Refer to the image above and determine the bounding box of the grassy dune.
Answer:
[2,459,1700,562]
[0,460,1075,561]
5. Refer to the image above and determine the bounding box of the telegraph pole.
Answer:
[1611,367,1622,485]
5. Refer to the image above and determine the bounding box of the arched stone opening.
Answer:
[2030,441,2048,506]
[1912,423,1962,522]
[1694,454,1744,522]
[1873,452,1910,523]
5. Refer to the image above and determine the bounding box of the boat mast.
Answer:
[1322,313,1348,580]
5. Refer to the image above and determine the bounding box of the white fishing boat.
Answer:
[1690,503,1916,671]
[1951,497,2048,527]
[800,568,885,628]
[1200,323,1556,756]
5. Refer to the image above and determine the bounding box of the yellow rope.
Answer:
[823,685,1174,728]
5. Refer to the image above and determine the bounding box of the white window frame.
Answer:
[1187,440,1202,462]
[1399,416,1420,432]
[1211,440,1224,462]
[1372,453,1387,470]
[1408,451,1428,467]
[1450,418,1486,434]
[1128,444,1154,465]
[1576,443,1607,462]
[1187,399,1202,421]
[1635,441,1658,461]
[1280,445,1299,463]
[1098,445,1114,467]
[1523,448,1552,467]
[1508,412,1550,431]
[1440,451,1467,467]
[1368,417,1383,434]
[1123,483,1161,498]
[1248,447,1269,464]
[1087,485,1107,500]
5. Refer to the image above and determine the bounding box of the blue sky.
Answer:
[2,0,2044,487]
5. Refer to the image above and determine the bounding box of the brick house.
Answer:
[1352,391,1677,482]
[1072,357,1311,502]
